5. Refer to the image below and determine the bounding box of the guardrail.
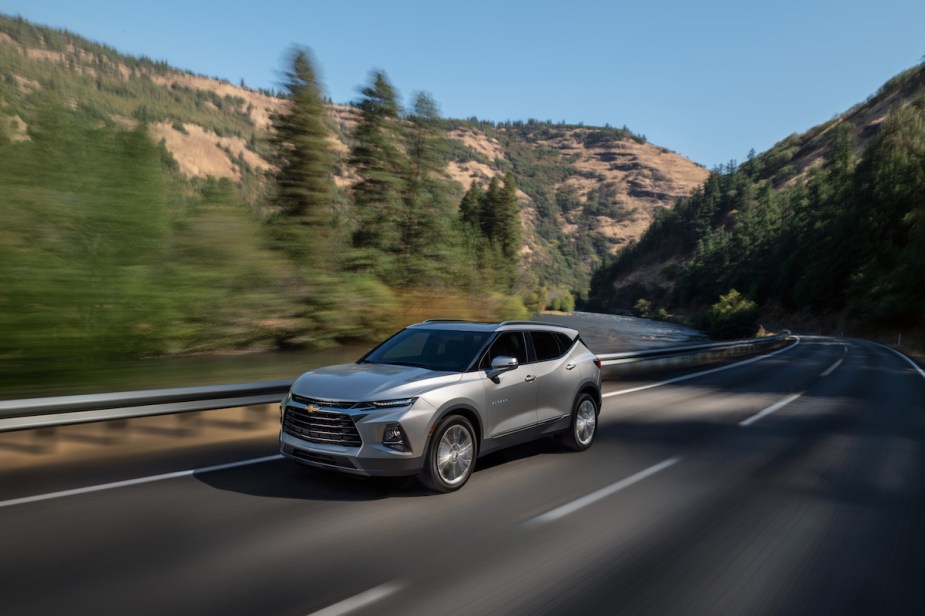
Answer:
[596,332,791,368]
[0,380,293,433]
[0,332,791,434]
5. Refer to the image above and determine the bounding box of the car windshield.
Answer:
[360,329,491,372]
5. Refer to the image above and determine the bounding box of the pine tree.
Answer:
[499,172,521,260]
[402,91,463,285]
[349,70,408,277]
[459,181,483,229]
[480,176,502,240]
[268,48,338,267]
[265,48,360,347]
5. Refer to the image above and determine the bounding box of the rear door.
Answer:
[530,331,579,424]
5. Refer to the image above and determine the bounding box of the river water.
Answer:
[1,312,705,399]
[542,311,707,353]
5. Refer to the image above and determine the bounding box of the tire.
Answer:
[561,393,598,451]
[419,415,477,493]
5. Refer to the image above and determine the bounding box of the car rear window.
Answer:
[555,332,576,353]
[531,331,561,361]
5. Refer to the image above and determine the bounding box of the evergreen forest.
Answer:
[589,63,925,338]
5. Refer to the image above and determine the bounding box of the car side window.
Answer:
[531,331,561,362]
[480,332,528,370]
[555,332,576,354]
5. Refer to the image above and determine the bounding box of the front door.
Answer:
[480,332,537,437]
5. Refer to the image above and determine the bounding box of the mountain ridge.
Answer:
[0,13,708,297]
[588,60,925,335]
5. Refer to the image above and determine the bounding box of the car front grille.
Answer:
[291,393,357,410]
[283,406,362,447]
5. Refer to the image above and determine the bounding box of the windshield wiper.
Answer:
[387,361,427,368]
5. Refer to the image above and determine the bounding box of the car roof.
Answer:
[407,319,579,337]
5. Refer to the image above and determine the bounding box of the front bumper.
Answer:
[278,394,434,477]
[280,431,424,477]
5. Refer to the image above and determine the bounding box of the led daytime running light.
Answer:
[367,397,416,408]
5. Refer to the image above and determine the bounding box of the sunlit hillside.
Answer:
[0,14,707,297]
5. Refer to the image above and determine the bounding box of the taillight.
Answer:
[593,357,601,370]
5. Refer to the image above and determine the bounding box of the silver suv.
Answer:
[279,320,602,492]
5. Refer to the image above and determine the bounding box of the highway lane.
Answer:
[0,337,923,615]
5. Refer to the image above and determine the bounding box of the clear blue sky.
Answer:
[3,0,923,167]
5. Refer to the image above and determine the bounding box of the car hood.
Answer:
[291,363,462,402]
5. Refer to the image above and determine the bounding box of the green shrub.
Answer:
[633,298,653,318]
[492,293,530,320]
[699,289,759,339]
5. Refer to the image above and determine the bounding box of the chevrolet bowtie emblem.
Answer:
[305,404,320,413]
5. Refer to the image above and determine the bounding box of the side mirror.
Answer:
[487,355,518,379]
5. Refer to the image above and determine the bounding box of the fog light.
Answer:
[382,423,410,452]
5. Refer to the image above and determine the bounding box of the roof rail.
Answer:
[498,320,574,329]
[419,319,477,324]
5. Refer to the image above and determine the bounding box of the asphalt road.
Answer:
[1,337,923,616]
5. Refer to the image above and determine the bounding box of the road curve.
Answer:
[1,337,923,616]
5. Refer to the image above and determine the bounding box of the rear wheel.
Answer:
[561,393,598,451]
[419,415,477,493]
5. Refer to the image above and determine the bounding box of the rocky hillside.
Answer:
[754,63,925,185]
[588,61,925,334]
[443,122,707,267]
[0,14,707,295]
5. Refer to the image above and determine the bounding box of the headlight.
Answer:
[280,391,291,421]
[365,397,417,409]
[382,423,410,452]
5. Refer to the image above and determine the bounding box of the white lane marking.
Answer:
[527,457,681,526]
[739,393,803,427]
[820,358,844,377]
[0,454,283,510]
[603,337,801,398]
[306,582,403,616]
[875,343,925,381]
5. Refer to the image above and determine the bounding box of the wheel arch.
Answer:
[431,404,483,450]
[578,383,602,413]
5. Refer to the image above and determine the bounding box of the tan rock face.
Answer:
[440,127,708,257]
[149,74,284,131]
[149,121,274,180]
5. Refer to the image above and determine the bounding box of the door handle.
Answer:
[524,374,536,382]
[565,363,576,370]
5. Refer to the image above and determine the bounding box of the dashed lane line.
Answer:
[820,358,844,377]
[739,393,803,427]
[526,457,681,526]
[306,582,404,616]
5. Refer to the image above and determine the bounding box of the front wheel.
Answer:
[419,415,477,493]
[561,393,598,451]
